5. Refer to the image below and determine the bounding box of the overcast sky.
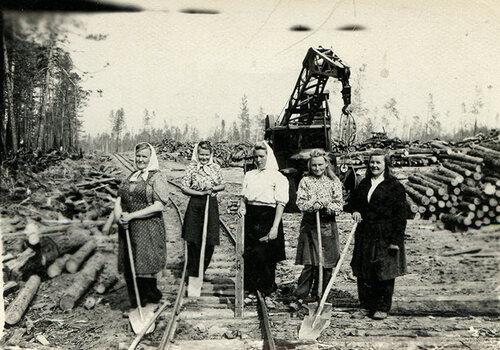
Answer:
[64,0,500,137]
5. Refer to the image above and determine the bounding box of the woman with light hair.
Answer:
[289,149,343,310]
[239,141,289,308]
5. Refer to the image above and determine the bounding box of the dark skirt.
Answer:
[182,195,220,246]
[295,213,340,268]
[244,204,286,264]
[244,204,286,295]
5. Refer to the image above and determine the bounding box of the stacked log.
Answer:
[404,142,500,231]
[59,253,106,310]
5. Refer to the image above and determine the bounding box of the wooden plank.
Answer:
[234,216,244,318]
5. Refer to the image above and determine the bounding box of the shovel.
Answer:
[122,223,154,335]
[298,222,357,340]
[315,211,324,299]
[187,195,210,297]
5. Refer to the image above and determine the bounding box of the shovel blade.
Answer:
[298,302,333,340]
[298,315,331,340]
[129,308,155,335]
[187,276,203,297]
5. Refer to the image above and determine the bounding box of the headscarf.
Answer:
[191,142,217,178]
[130,142,160,182]
[255,141,279,171]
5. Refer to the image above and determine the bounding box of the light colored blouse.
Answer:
[181,163,223,191]
[241,168,289,207]
[296,174,343,214]
[367,175,385,203]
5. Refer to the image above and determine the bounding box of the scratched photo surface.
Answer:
[1,1,499,349]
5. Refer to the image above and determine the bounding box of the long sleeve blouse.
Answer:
[181,163,223,191]
[241,168,289,207]
[296,174,343,214]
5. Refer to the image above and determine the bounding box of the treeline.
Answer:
[348,64,496,143]
[82,95,271,152]
[1,14,92,161]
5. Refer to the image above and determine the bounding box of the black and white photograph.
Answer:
[0,1,499,349]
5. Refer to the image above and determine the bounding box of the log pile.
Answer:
[155,139,254,168]
[404,139,500,231]
[1,153,124,326]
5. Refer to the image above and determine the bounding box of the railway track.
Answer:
[112,153,277,350]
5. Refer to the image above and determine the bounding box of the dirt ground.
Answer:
[1,155,499,349]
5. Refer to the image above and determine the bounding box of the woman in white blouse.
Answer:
[238,141,289,308]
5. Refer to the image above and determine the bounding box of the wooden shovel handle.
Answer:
[316,211,323,298]
[316,222,357,315]
[197,195,210,277]
[124,225,143,320]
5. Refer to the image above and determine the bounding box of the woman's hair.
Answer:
[365,151,395,179]
[308,149,338,180]
[253,141,267,154]
[198,140,213,153]
[135,142,151,153]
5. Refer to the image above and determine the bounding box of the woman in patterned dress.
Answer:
[290,150,343,309]
[181,141,225,284]
[114,142,170,316]
[238,141,289,308]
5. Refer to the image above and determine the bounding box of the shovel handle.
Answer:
[197,195,210,278]
[315,211,323,298]
[315,222,357,316]
[123,225,144,320]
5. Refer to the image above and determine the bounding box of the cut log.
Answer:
[75,177,118,188]
[407,182,434,197]
[444,151,483,165]
[101,211,115,235]
[426,172,460,187]
[472,144,500,158]
[410,175,447,196]
[4,281,19,296]
[5,275,42,325]
[483,177,500,187]
[460,185,483,198]
[47,254,71,278]
[458,202,476,212]
[404,185,430,206]
[93,261,119,294]
[442,161,472,178]
[437,166,464,183]
[448,159,482,173]
[483,183,496,196]
[59,254,105,311]
[66,240,97,273]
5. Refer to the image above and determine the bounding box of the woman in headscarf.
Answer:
[238,141,289,308]
[181,141,225,284]
[290,150,343,310]
[114,142,169,317]
[347,151,407,320]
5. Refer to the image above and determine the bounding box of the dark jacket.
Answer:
[347,176,407,280]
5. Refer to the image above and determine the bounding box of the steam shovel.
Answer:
[187,195,210,297]
[298,223,357,340]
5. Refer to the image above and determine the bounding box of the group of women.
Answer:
[114,140,408,325]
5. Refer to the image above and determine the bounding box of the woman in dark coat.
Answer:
[348,152,407,320]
